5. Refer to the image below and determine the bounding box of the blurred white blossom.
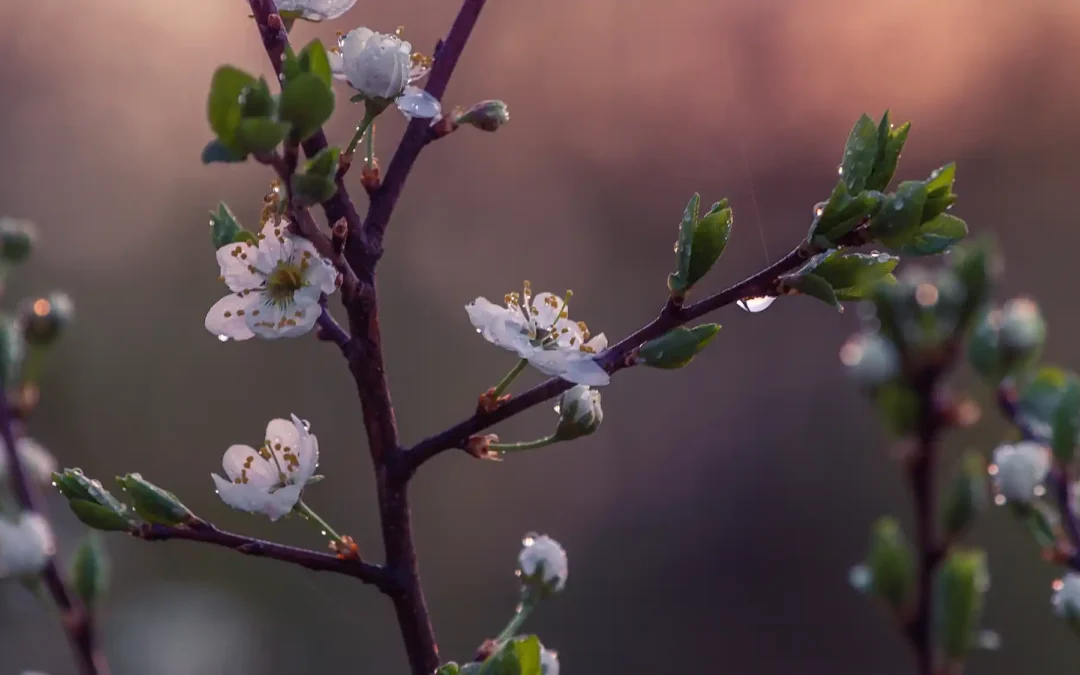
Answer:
[0,437,56,485]
[273,0,355,21]
[991,441,1050,503]
[1053,573,1080,619]
[205,218,338,341]
[540,645,560,675]
[329,27,441,119]
[467,285,609,386]
[211,415,319,521]
[0,512,55,578]
[517,533,568,594]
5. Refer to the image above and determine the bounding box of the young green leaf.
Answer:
[685,200,733,287]
[70,534,110,610]
[783,273,842,311]
[810,250,899,301]
[667,193,700,295]
[808,181,884,245]
[936,549,988,660]
[235,118,291,154]
[279,73,335,142]
[207,66,256,145]
[942,452,987,538]
[116,473,195,526]
[209,202,244,250]
[868,180,928,243]
[840,114,880,193]
[923,163,957,220]
[201,139,248,164]
[298,39,334,88]
[884,214,967,257]
[867,517,915,612]
[636,324,721,369]
[1052,377,1080,463]
[865,116,910,192]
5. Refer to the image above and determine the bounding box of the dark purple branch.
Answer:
[354,0,488,263]
[405,247,807,470]
[0,394,110,675]
[134,522,391,589]
[316,303,351,354]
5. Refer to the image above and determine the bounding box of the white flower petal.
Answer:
[289,414,319,481]
[555,356,611,386]
[583,332,608,353]
[342,30,411,99]
[738,296,776,313]
[205,293,257,341]
[221,444,279,487]
[540,647,560,675]
[265,418,302,456]
[395,86,441,119]
[213,474,277,516]
[263,483,304,521]
[274,303,321,338]
[518,534,568,592]
[531,292,566,328]
[215,243,265,292]
[992,441,1051,503]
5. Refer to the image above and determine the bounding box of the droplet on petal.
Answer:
[738,296,776,313]
[217,334,230,342]
[395,86,441,119]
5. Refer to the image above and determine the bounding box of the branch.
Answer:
[0,394,111,675]
[355,0,489,264]
[316,300,351,355]
[405,246,808,470]
[133,522,391,589]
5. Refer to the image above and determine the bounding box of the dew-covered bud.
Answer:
[455,100,510,132]
[990,441,1050,504]
[20,291,74,347]
[840,331,899,389]
[553,385,603,441]
[540,645,560,675]
[53,468,137,532]
[998,297,1045,359]
[117,473,196,526]
[517,533,568,596]
[0,217,36,264]
[936,549,989,660]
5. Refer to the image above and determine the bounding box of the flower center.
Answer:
[265,261,305,307]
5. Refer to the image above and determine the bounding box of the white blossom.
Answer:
[273,0,356,21]
[554,385,603,440]
[0,437,56,485]
[991,441,1050,503]
[737,296,776,313]
[329,27,441,119]
[1053,573,1080,619]
[0,512,55,578]
[205,218,339,341]
[517,533,568,594]
[540,645,560,675]
[466,285,609,386]
[211,415,319,521]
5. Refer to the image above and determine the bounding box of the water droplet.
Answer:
[848,564,872,592]
[1054,578,1065,591]
[475,328,481,334]
[994,494,1007,506]
[320,530,327,536]
[987,463,999,476]
[522,535,536,547]
[814,207,824,217]
[218,334,229,342]
[739,296,776,313]
[893,200,904,210]
[837,165,844,175]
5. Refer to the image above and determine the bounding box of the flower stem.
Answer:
[365,121,376,171]
[491,358,529,398]
[495,597,535,641]
[489,435,558,453]
[296,499,344,543]
[344,107,379,161]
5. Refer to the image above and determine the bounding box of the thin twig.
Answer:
[316,300,351,355]
[0,394,110,675]
[405,246,808,470]
[133,522,391,589]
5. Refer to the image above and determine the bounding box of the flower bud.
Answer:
[540,645,560,675]
[0,217,36,264]
[455,100,510,132]
[936,549,989,660]
[20,291,74,347]
[942,452,988,538]
[69,533,110,610]
[1053,573,1080,630]
[990,441,1050,504]
[117,473,196,526]
[517,533,568,596]
[553,385,603,441]
[998,297,1045,360]
[54,468,137,532]
[866,517,914,613]
[840,331,899,389]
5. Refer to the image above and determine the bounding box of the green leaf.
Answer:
[942,452,987,538]
[435,664,461,675]
[292,174,337,204]
[1017,366,1075,444]
[949,239,997,328]
[867,517,915,612]
[636,324,721,369]
[667,193,700,294]
[967,311,1004,382]
[808,181,884,245]
[69,533,109,610]
[235,118,290,154]
[116,473,195,526]
[840,114,879,193]
[201,139,247,164]
[207,66,256,144]
[885,213,968,257]
[68,500,134,532]
[936,549,988,660]
[0,313,24,387]
[865,116,910,192]
[53,469,133,524]
[874,383,921,435]
[483,636,542,675]
[239,78,276,119]
[1052,377,1080,463]
[1017,502,1059,549]
[209,202,245,250]
[809,250,898,301]
[298,39,333,88]
[783,273,841,311]
[305,146,340,177]
[868,180,928,242]
[923,163,957,220]
[279,72,335,142]
[685,200,733,287]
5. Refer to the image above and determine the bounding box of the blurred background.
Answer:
[1,0,1079,673]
